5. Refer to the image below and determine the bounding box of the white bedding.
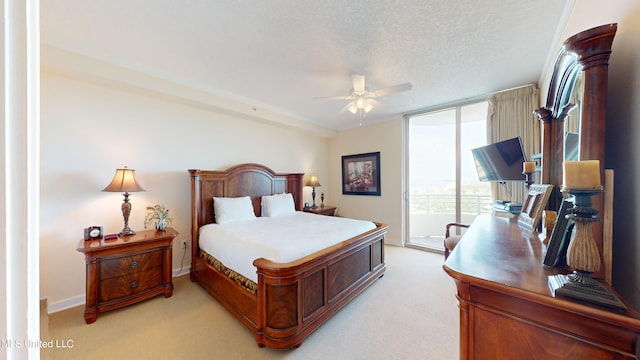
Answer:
[198,211,377,283]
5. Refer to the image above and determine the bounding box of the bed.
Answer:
[188,163,388,349]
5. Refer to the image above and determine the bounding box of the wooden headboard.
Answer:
[188,163,304,249]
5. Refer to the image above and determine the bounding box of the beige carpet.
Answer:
[42,246,459,359]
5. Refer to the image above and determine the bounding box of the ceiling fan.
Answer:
[314,74,412,115]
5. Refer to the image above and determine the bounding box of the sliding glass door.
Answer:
[405,101,491,252]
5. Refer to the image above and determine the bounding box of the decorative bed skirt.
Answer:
[199,250,258,295]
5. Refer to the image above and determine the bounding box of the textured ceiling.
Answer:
[40,0,571,131]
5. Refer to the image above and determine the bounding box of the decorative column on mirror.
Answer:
[548,160,625,311]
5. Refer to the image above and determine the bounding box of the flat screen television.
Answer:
[472,137,527,182]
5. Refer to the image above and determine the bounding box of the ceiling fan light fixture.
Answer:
[363,101,373,113]
[348,99,373,114]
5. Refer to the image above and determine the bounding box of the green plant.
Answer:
[144,204,173,229]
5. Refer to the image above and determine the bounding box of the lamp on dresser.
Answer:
[305,175,321,209]
[103,166,145,236]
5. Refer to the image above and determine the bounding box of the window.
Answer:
[405,101,491,252]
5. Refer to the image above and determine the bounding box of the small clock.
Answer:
[84,226,103,240]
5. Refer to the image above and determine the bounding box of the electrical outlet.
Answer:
[182,240,188,249]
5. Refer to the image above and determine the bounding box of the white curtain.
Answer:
[487,84,541,204]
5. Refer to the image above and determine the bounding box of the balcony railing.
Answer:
[409,193,492,215]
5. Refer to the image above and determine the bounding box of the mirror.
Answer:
[564,72,583,161]
[535,24,616,207]
[534,23,617,280]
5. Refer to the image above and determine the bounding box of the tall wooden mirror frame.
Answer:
[534,23,617,279]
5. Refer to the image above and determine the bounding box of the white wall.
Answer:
[329,119,404,246]
[40,71,331,312]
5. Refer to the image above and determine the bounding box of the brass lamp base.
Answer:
[311,187,318,209]
[118,192,136,236]
[119,227,136,237]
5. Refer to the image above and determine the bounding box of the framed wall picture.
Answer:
[517,184,553,230]
[342,152,380,196]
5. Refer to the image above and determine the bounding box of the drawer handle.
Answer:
[130,281,138,289]
[131,261,138,269]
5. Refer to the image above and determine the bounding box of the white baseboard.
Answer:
[172,266,191,277]
[47,294,85,314]
[47,268,191,314]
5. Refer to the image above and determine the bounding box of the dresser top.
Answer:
[444,215,555,293]
[444,215,640,321]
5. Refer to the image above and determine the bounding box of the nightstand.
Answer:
[303,205,336,216]
[77,228,178,324]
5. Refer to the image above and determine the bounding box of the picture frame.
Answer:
[543,200,575,267]
[517,184,553,230]
[341,152,380,196]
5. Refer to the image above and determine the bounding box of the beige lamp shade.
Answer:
[103,167,145,193]
[305,175,321,187]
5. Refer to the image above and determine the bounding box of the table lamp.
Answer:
[305,175,321,209]
[103,166,145,236]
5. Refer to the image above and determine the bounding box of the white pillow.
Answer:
[261,193,295,217]
[213,196,256,224]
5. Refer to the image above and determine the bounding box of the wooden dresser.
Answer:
[443,215,640,359]
[77,228,178,324]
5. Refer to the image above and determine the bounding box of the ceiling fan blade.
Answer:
[370,82,412,97]
[352,74,366,94]
[313,95,355,100]
[347,102,359,114]
[368,98,381,107]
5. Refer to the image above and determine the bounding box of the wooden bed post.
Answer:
[189,169,201,280]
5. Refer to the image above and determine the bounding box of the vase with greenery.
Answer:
[144,204,172,231]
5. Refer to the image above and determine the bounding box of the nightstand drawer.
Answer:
[100,250,163,279]
[99,268,163,302]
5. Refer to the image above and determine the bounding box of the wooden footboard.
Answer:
[254,223,386,348]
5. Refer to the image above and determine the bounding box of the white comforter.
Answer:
[198,211,377,282]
